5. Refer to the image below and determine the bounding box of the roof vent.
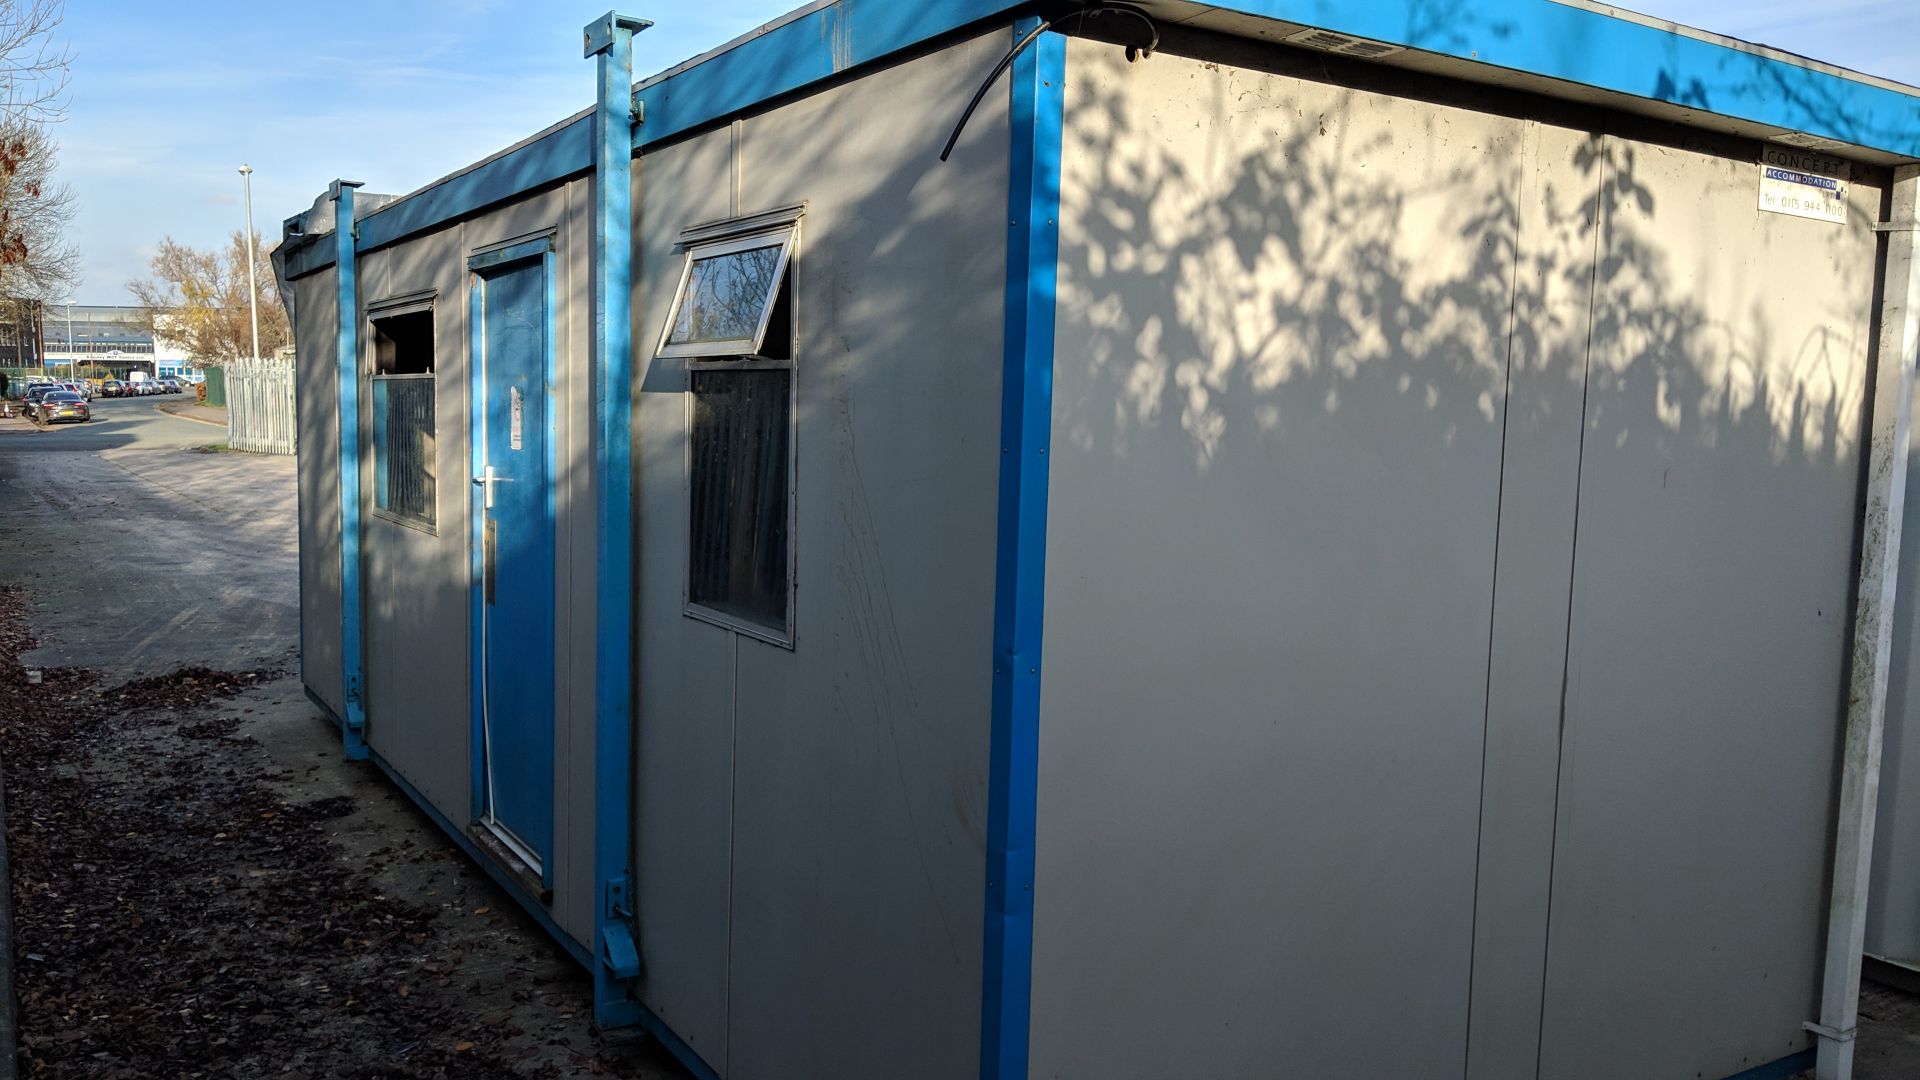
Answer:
[1284,27,1405,60]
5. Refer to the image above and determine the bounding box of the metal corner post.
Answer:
[981,18,1064,1080]
[584,8,651,1031]
[331,178,369,762]
[1816,163,1920,1080]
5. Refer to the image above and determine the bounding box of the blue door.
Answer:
[471,250,554,883]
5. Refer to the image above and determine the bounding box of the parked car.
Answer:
[32,390,88,424]
[159,378,184,394]
[21,384,60,414]
[99,380,125,398]
[60,381,91,401]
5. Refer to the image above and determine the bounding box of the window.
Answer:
[664,211,801,644]
[369,300,436,528]
[688,364,791,633]
[658,227,796,358]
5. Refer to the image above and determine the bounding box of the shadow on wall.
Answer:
[1029,31,1883,1078]
[1054,47,1872,483]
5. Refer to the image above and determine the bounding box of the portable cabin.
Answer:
[276,3,1920,1078]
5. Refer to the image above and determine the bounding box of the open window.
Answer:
[663,208,802,646]
[369,294,436,529]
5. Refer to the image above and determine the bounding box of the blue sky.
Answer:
[55,0,1920,305]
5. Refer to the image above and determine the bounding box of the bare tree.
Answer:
[127,231,289,364]
[0,0,66,123]
[0,114,74,301]
[0,0,74,334]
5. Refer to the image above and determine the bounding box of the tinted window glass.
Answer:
[667,242,783,347]
[688,367,790,632]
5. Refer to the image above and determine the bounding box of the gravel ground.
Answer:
[0,584,682,1079]
[0,419,686,1079]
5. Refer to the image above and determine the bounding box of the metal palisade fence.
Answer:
[225,359,297,455]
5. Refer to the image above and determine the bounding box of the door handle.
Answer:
[472,465,497,510]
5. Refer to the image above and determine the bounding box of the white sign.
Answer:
[509,386,524,450]
[1758,146,1850,225]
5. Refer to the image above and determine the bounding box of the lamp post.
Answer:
[239,164,260,362]
[64,300,72,377]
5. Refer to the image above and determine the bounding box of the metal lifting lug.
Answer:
[604,874,634,920]
[600,924,641,981]
[600,875,640,981]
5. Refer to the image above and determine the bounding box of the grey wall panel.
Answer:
[1464,120,1602,1080]
[340,182,595,950]
[633,125,738,1072]
[554,175,597,949]
[723,33,1007,1080]
[294,270,343,717]
[1871,378,1920,966]
[1536,137,1882,1079]
[360,226,476,831]
[1033,38,1520,1079]
[629,29,1011,1080]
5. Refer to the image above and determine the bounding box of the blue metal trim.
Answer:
[370,746,593,970]
[304,683,342,728]
[359,117,589,255]
[467,235,555,272]
[1222,0,1920,159]
[541,245,559,894]
[468,272,487,831]
[380,738,721,1080]
[332,179,369,763]
[631,0,1009,151]
[635,1008,723,1080]
[980,19,1062,1080]
[278,0,1920,285]
[586,9,648,1033]
[1720,1047,1815,1080]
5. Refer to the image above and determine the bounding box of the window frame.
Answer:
[682,356,798,648]
[366,292,439,533]
[655,227,798,359]
[671,210,800,649]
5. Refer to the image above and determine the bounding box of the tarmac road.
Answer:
[0,393,216,453]
[0,396,297,677]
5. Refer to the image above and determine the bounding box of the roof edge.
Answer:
[283,0,1920,279]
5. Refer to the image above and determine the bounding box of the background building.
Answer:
[0,298,46,368]
[42,303,200,381]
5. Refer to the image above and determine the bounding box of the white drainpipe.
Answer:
[1815,162,1920,1080]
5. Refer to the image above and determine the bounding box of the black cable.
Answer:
[940,18,1054,162]
[938,4,1160,162]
